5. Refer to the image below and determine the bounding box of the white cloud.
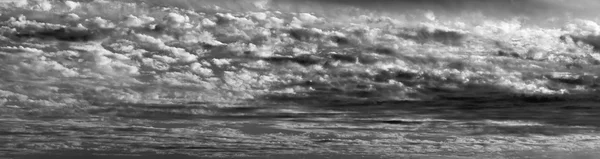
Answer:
[64,0,79,10]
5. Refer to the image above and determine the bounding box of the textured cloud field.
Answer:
[2,0,600,107]
[2,0,600,158]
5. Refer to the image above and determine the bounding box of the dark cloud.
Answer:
[15,28,106,42]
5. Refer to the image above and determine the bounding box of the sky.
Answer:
[268,0,600,20]
[78,0,600,23]
[2,1,600,157]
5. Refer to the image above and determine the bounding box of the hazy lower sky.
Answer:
[105,0,600,21]
[270,0,600,19]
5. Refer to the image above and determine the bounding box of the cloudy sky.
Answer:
[2,0,600,158]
